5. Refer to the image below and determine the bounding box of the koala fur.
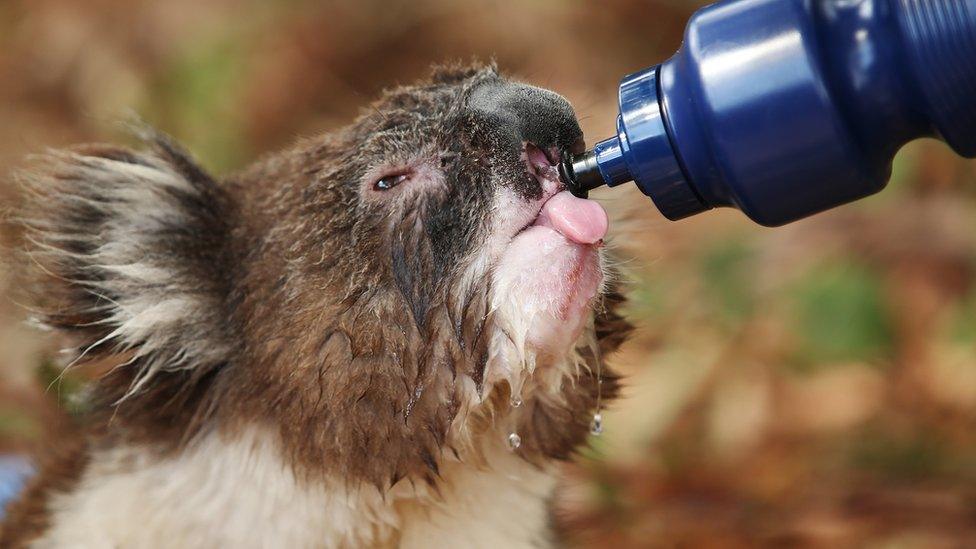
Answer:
[1,63,631,548]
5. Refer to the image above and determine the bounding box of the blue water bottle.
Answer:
[560,0,976,226]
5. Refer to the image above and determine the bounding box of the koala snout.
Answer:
[468,80,586,159]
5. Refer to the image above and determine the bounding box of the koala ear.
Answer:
[20,134,235,399]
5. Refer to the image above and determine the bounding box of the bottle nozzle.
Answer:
[559,150,607,198]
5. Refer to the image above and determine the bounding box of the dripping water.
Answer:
[507,366,527,451]
[508,382,523,450]
[507,432,522,450]
[588,318,604,436]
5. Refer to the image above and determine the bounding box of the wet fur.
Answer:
[1,64,631,547]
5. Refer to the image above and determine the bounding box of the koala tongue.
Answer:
[535,191,608,244]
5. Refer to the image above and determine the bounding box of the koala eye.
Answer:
[374,173,409,191]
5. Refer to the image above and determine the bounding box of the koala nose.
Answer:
[469,81,586,158]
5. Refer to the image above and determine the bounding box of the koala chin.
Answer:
[1,63,631,548]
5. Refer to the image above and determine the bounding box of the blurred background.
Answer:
[2,0,976,546]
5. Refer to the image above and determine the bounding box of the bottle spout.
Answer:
[560,135,634,198]
[559,149,606,198]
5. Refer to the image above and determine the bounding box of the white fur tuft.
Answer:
[36,427,557,548]
[22,149,232,399]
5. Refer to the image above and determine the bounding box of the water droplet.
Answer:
[590,413,603,436]
[510,396,523,408]
[507,432,522,450]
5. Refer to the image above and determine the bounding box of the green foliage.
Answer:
[35,359,88,415]
[698,238,757,328]
[789,260,894,369]
[947,288,976,344]
[881,141,919,198]
[146,35,252,172]
[624,270,673,327]
[844,424,976,482]
[0,408,38,439]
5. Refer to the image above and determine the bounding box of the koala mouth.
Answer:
[515,144,608,243]
[488,144,609,357]
[526,192,608,244]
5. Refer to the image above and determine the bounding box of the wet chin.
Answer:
[493,225,603,354]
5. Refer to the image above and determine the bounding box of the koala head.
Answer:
[21,64,631,488]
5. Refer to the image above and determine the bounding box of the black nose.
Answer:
[468,80,585,157]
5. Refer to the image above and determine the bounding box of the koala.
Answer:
[0,63,631,548]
